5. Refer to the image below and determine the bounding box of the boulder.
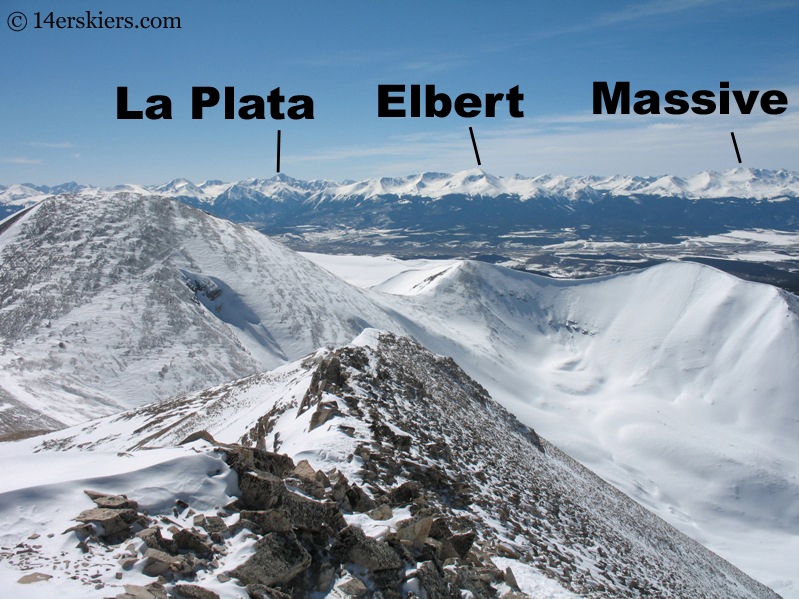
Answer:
[76,507,137,537]
[428,517,453,541]
[345,484,377,513]
[246,585,293,599]
[337,577,368,597]
[17,572,52,584]
[178,430,216,445]
[503,566,520,591]
[225,447,295,478]
[230,531,311,587]
[416,561,460,599]
[84,490,139,510]
[397,517,433,550]
[135,526,173,552]
[172,584,221,599]
[282,491,345,532]
[238,509,293,534]
[116,582,167,599]
[173,528,213,557]
[203,515,228,534]
[141,547,181,577]
[293,460,317,481]
[331,525,403,572]
[238,471,285,510]
[387,481,422,506]
[368,504,393,521]
[448,531,475,559]
[309,402,340,430]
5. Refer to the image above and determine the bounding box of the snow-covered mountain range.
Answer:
[1,192,797,597]
[4,169,798,259]
[3,168,798,207]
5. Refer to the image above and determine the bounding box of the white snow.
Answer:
[491,556,580,598]
[2,195,798,596]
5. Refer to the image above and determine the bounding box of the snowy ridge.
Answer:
[0,193,403,433]
[1,332,779,598]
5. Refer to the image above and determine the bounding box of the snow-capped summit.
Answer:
[151,177,206,199]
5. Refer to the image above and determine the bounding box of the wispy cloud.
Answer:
[400,55,467,74]
[593,0,723,27]
[289,49,402,69]
[2,157,44,165]
[501,0,793,45]
[28,141,76,148]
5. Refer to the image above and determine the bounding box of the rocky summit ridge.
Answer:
[3,332,779,598]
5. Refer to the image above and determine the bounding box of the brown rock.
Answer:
[397,517,433,550]
[238,510,293,534]
[293,459,317,481]
[368,504,393,521]
[448,530,476,559]
[246,585,293,599]
[504,566,520,591]
[173,528,213,557]
[309,402,339,430]
[83,490,139,510]
[172,584,221,599]
[17,572,52,584]
[76,507,138,537]
[428,517,453,541]
[331,525,403,572]
[229,531,311,587]
[119,556,138,570]
[282,491,345,532]
[178,430,216,445]
[337,577,368,597]
[495,543,520,559]
[238,471,285,510]
[345,484,377,513]
[135,527,172,552]
[416,561,459,599]
[116,582,167,599]
[203,515,228,534]
[225,447,295,478]
[141,548,181,577]
[387,481,422,506]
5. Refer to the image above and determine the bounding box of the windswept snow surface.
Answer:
[0,443,247,598]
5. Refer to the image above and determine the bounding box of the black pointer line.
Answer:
[276,130,282,173]
[469,126,481,166]
[730,131,742,164]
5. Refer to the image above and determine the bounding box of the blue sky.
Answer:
[1,0,797,185]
